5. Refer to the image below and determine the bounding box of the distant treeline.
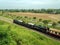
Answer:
[0,9,60,14]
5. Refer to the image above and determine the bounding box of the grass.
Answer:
[0,12,60,31]
[0,20,60,45]
[1,13,60,30]
[8,12,60,21]
[1,12,60,22]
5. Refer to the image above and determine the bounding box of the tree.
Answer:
[24,16,28,18]
[40,9,46,13]
[46,9,53,14]
[39,19,42,21]
[33,17,36,19]
[42,20,49,24]
[52,22,57,27]
[58,21,60,24]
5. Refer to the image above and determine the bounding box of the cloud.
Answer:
[0,0,60,9]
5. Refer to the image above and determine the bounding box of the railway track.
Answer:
[0,16,60,41]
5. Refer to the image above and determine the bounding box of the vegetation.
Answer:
[0,9,60,14]
[33,17,36,20]
[52,22,57,27]
[0,20,60,45]
[42,20,49,24]
[0,9,60,30]
[0,12,60,30]
[0,20,17,45]
[39,19,42,22]
[58,21,60,24]
[0,9,60,45]
[24,16,28,18]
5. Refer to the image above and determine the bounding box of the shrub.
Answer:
[52,22,57,27]
[42,20,49,24]
[39,19,42,21]
[24,16,28,18]
[0,27,11,45]
[0,25,19,45]
[58,21,60,24]
[33,17,36,19]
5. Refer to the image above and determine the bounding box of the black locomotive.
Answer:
[13,19,60,39]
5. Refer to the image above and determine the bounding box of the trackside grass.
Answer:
[0,20,60,45]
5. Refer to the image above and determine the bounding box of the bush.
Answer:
[39,19,42,21]
[52,22,57,27]
[42,20,49,24]
[33,17,36,19]
[24,16,28,18]
[58,21,60,24]
[0,25,19,45]
[0,26,11,45]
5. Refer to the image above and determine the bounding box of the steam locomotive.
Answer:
[13,19,60,39]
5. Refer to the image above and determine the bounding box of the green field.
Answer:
[0,20,60,45]
[0,12,60,30]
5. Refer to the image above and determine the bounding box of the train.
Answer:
[13,19,60,39]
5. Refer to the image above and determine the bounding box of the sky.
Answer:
[0,0,60,9]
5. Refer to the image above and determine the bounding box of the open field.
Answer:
[0,12,60,23]
[8,12,60,22]
[6,12,60,30]
[0,12,60,30]
[0,20,60,45]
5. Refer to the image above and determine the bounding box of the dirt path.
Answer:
[0,16,13,23]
